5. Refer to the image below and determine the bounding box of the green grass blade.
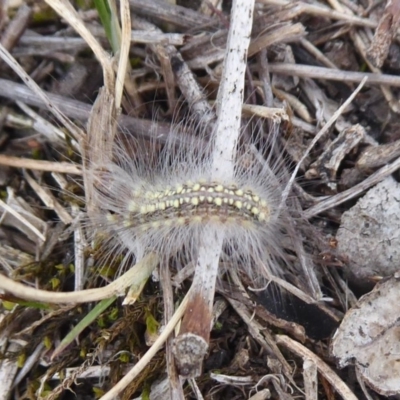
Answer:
[52,296,117,359]
[93,0,121,53]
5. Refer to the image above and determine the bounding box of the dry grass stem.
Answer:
[269,63,400,86]
[0,155,82,175]
[0,253,159,303]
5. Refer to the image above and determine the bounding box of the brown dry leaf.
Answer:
[331,277,400,395]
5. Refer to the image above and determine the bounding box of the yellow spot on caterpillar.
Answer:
[184,197,190,203]
[191,197,199,206]
[173,200,180,208]
[158,202,166,210]
[177,217,186,225]
[228,199,234,205]
[246,203,252,210]
[258,212,267,221]
[235,189,243,196]
[260,200,268,208]
[176,185,183,194]
[106,213,117,222]
[214,198,222,206]
[234,201,242,209]
[223,198,228,204]
[251,207,259,215]
[207,196,213,203]
[123,220,132,228]
[140,205,147,214]
[193,183,200,191]
[207,187,214,193]
[252,195,260,202]
[215,185,224,192]
[179,198,184,205]
[199,196,205,202]
[192,215,202,223]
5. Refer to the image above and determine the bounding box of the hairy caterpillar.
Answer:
[89,118,293,286]
[84,106,312,379]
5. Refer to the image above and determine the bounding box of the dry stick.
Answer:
[99,289,191,400]
[0,199,46,242]
[259,0,377,29]
[0,44,84,143]
[172,0,255,378]
[268,63,400,86]
[0,155,82,175]
[0,253,159,304]
[281,77,367,206]
[162,262,185,400]
[304,155,400,218]
[22,170,73,225]
[115,0,131,109]
[275,335,358,400]
[0,4,32,51]
[0,78,203,148]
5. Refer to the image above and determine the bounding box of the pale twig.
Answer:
[282,77,367,206]
[172,0,255,378]
[99,288,191,400]
[257,0,377,30]
[0,78,201,148]
[16,101,71,147]
[304,155,400,218]
[247,23,306,58]
[0,253,159,303]
[213,0,255,179]
[0,4,31,51]
[13,343,45,388]
[268,63,400,86]
[299,38,338,70]
[115,0,131,109]
[0,155,82,175]
[71,205,85,291]
[0,43,84,143]
[0,199,46,242]
[22,170,72,225]
[276,335,358,400]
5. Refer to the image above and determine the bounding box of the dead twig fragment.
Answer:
[367,0,400,68]
[0,155,82,175]
[269,63,400,86]
[276,334,358,400]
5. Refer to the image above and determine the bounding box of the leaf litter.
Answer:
[0,0,400,399]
